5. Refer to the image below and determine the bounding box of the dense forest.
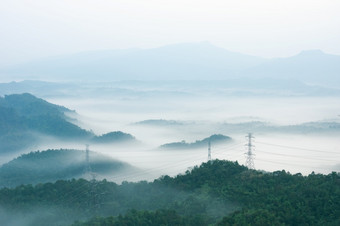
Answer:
[0,160,339,226]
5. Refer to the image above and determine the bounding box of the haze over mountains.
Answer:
[0,93,137,154]
[1,43,339,181]
[2,42,340,88]
[243,49,340,87]
[1,1,340,224]
[2,79,340,98]
[160,134,232,150]
[0,149,134,187]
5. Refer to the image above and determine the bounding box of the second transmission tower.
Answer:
[85,144,94,180]
[208,140,211,161]
[245,133,255,169]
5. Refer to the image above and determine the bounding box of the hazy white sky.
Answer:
[1,0,340,66]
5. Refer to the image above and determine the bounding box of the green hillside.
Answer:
[0,160,338,226]
[91,131,137,144]
[0,149,131,187]
[0,93,92,153]
[1,93,70,117]
[0,93,91,137]
[0,93,137,153]
[160,134,232,149]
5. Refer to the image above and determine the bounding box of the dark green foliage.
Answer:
[160,134,232,149]
[72,209,207,226]
[0,174,233,225]
[217,209,284,226]
[0,179,218,225]
[159,160,340,225]
[0,160,339,226]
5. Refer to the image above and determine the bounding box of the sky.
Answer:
[1,0,340,67]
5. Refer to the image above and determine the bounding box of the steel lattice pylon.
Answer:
[245,133,255,169]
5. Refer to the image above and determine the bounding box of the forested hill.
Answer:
[91,131,137,144]
[0,93,137,153]
[0,93,91,138]
[0,149,133,188]
[0,93,70,117]
[160,134,232,149]
[0,160,338,226]
[161,161,340,225]
[0,93,92,153]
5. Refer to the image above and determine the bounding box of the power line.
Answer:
[255,158,336,171]
[108,143,245,182]
[257,141,340,155]
[256,149,338,162]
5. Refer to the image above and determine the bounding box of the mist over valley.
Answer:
[1,45,340,226]
[1,80,339,179]
[2,1,340,224]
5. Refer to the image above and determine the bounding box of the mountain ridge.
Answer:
[0,42,268,81]
[242,49,340,87]
[2,42,339,86]
[0,93,137,153]
[160,134,232,150]
[0,149,134,187]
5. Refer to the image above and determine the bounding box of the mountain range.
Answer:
[135,119,340,135]
[2,42,340,88]
[2,79,340,98]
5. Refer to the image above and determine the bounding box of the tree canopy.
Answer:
[0,160,339,225]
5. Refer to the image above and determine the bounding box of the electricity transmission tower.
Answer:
[245,133,255,169]
[85,144,97,181]
[85,144,91,176]
[208,140,211,161]
[84,144,100,214]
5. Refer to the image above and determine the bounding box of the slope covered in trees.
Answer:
[0,93,92,138]
[91,131,137,144]
[0,93,137,153]
[160,134,232,149]
[0,93,91,153]
[0,149,133,188]
[162,160,340,225]
[71,209,206,226]
[0,160,338,226]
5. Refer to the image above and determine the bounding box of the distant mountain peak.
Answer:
[297,49,325,56]
[200,40,212,45]
[154,41,221,51]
